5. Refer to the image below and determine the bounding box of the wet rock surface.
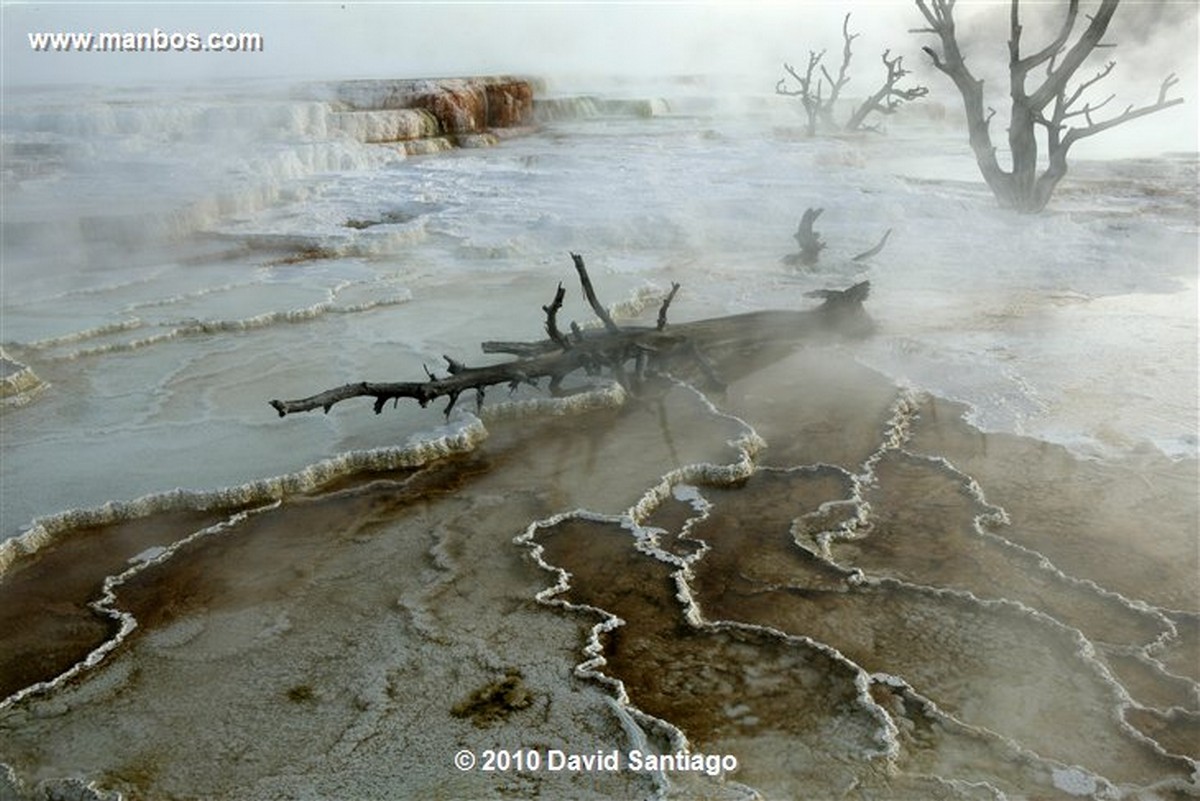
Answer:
[319,77,536,151]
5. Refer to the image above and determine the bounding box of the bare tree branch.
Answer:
[1061,74,1183,145]
[1011,0,1079,75]
[542,282,570,350]
[570,252,620,334]
[819,13,860,128]
[846,50,929,130]
[1065,59,1117,108]
[656,283,681,331]
[852,228,892,262]
[1028,0,1119,112]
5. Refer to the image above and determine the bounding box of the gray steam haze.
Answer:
[3,1,1196,155]
[4,2,924,85]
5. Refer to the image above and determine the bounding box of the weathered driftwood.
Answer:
[269,254,872,419]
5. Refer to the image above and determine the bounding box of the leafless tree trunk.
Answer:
[913,0,1183,212]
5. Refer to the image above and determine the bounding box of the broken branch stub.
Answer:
[793,207,826,266]
[657,283,681,332]
[542,282,570,350]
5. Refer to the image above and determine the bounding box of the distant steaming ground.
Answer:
[0,78,1197,799]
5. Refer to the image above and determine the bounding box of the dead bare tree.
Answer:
[777,50,828,137]
[913,0,1184,212]
[778,14,928,135]
[269,254,873,419]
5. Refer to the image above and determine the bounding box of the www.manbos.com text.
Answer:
[27,29,264,53]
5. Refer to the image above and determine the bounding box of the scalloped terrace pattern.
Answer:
[1,348,1195,800]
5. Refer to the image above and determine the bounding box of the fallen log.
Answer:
[269,254,872,419]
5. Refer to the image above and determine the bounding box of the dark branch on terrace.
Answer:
[269,255,875,419]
